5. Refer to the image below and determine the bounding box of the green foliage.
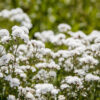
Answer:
[0,17,20,32]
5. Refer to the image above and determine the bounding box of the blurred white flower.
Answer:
[58,23,71,32]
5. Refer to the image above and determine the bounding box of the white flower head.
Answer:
[58,23,71,32]
[7,95,16,100]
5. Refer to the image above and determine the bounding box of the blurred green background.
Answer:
[0,0,100,38]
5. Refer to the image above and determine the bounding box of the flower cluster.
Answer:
[0,10,100,100]
[0,8,32,29]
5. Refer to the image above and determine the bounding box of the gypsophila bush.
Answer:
[0,8,100,100]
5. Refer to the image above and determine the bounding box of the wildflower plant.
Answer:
[0,8,100,100]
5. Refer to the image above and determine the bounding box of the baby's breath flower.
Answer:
[58,23,71,32]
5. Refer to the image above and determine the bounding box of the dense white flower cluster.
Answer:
[35,61,60,70]
[12,26,29,43]
[0,9,100,99]
[7,95,16,100]
[0,8,32,29]
[0,29,11,43]
[35,84,59,95]
[85,73,100,81]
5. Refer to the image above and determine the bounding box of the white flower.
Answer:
[88,30,100,42]
[5,75,12,81]
[21,26,29,35]
[7,95,16,100]
[1,36,11,43]
[0,72,3,78]
[0,45,5,56]
[31,40,45,48]
[79,55,98,65]
[0,8,32,29]
[12,26,29,43]
[0,53,14,66]
[64,38,84,49]
[35,61,60,70]
[85,74,100,81]
[60,84,69,90]
[58,95,65,100]
[0,29,10,43]
[35,84,54,95]
[72,31,87,39]
[10,78,20,87]
[49,71,56,77]
[35,30,54,42]
[0,29,9,38]
[75,69,86,76]
[51,89,59,95]
[0,9,10,18]
[58,23,71,32]
[20,73,26,78]
[26,92,35,100]
[64,76,83,88]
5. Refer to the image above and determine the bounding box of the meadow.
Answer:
[0,0,100,100]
